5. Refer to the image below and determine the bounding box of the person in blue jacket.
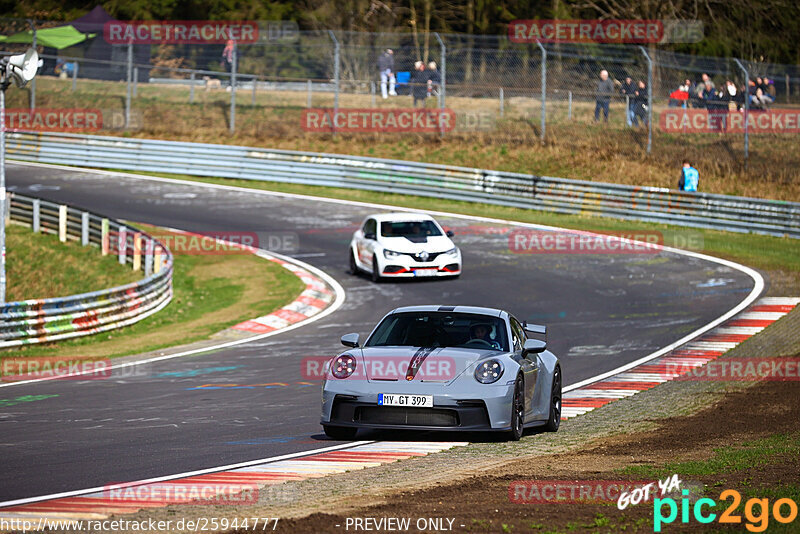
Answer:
[679,160,699,192]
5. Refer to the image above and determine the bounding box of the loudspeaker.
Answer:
[4,48,40,87]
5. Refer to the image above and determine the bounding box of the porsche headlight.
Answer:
[331,354,357,379]
[383,249,402,259]
[474,359,504,384]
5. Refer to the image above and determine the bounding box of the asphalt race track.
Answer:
[0,163,757,502]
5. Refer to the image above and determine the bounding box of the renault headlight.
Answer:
[383,249,402,259]
[444,247,459,256]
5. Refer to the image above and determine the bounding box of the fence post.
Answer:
[638,46,653,154]
[101,218,109,255]
[329,31,340,133]
[500,87,504,117]
[625,95,630,128]
[72,61,78,92]
[230,41,237,133]
[434,32,446,110]
[32,199,40,233]
[125,39,132,129]
[133,65,138,97]
[29,22,36,111]
[307,79,312,108]
[58,205,67,242]
[132,233,142,271]
[786,74,790,104]
[733,59,749,164]
[370,81,376,107]
[81,211,89,245]
[535,40,546,141]
[190,71,195,103]
[568,91,572,120]
[251,75,257,105]
[118,226,127,265]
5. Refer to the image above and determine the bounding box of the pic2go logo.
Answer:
[654,489,798,532]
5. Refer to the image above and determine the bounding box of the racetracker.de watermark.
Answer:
[508,19,703,44]
[664,358,800,381]
[3,108,142,132]
[103,482,258,505]
[106,230,298,255]
[302,108,456,133]
[1,357,111,382]
[509,230,677,254]
[104,21,259,44]
[302,355,457,381]
[660,109,800,134]
[509,480,646,504]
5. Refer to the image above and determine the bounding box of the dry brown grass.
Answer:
[9,76,800,201]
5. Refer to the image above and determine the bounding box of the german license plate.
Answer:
[377,393,433,407]
[414,269,437,277]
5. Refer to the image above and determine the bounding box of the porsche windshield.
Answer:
[380,220,442,238]
[365,312,509,351]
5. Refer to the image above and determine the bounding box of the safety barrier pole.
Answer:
[81,211,89,245]
[536,40,547,141]
[132,233,142,271]
[32,199,40,232]
[229,41,237,133]
[101,218,109,255]
[58,205,67,242]
[118,226,127,265]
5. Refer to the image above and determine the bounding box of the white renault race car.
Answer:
[348,213,462,281]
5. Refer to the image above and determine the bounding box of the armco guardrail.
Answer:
[1,193,173,348]
[6,131,799,238]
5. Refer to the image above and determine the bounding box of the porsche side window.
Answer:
[510,318,525,352]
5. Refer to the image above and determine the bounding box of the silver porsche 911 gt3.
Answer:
[320,305,562,441]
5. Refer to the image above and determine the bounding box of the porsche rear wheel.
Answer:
[323,425,358,440]
[508,376,524,441]
[543,366,562,432]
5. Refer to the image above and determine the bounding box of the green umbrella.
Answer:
[0,25,95,49]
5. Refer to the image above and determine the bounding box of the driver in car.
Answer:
[469,323,502,350]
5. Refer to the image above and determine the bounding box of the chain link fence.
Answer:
[2,20,800,169]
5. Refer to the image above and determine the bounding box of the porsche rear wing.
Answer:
[522,322,546,341]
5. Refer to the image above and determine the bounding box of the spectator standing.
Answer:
[679,160,699,192]
[632,80,648,127]
[378,49,397,99]
[426,61,441,98]
[410,61,428,107]
[620,76,635,125]
[222,40,234,73]
[594,70,614,123]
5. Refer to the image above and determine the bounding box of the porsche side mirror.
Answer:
[341,333,360,348]
[522,338,546,356]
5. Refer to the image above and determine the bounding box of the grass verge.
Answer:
[4,223,306,359]
[6,224,140,302]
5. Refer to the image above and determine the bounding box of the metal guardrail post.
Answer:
[154,246,162,274]
[58,205,67,242]
[101,218,109,255]
[535,40,546,141]
[118,226,127,265]
[733,59,750,164]
[81,211,89,245]
[125,39,132,129]
[144,238,153,277]
[638,46,653,153]
[32,199,40,232]
[189,72,195,103]
[132,233,142,271]
[329,31,340,134]
[230,41,237,133]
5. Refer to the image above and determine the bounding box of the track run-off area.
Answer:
[0,161,761,505]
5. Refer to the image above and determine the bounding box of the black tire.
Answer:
[371,258,382,283]
[348,249,358,275]
[543,366,562,432]
[323,425,358,440]
[508,375,524,441]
